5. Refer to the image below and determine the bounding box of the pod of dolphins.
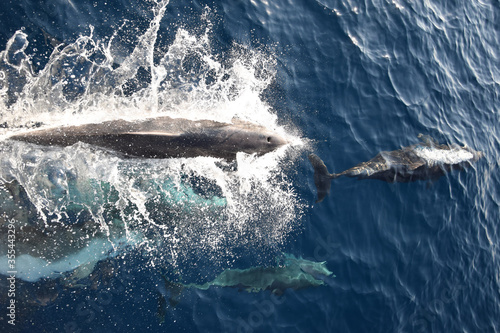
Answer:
[2,116,484,314]
[9,117,483,203]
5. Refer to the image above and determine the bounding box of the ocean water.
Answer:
[0,0,498,332]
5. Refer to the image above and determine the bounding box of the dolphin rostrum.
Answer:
[309,135,483,203]
[9,116,288,160]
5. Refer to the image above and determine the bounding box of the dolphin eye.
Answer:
[267,137,272,143]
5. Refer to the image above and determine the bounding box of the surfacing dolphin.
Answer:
[9,116,288,160]
[309,135,483,203]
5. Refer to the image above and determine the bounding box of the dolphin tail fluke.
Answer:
[161,275,185,308]
[308,154,337,203]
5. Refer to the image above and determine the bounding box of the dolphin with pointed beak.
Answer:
[309,135,483,203]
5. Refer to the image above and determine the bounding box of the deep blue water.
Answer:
[0,0,499,332]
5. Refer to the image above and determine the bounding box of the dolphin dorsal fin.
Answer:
[417,133,438,146]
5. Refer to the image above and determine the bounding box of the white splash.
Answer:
[414,146,474,165]
[0,1,306,279]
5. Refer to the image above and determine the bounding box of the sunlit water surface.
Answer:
[0,0,499,332]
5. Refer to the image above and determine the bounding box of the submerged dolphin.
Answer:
[309,135,483,202]
[9,116,288,160]
[0,173,225,282]
[186,254,333,295]
[156,254,334,319]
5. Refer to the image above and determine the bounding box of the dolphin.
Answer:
[156,254,334,316]
[9,116,288,160]
[309,135,483,202]
[0,173,225,282]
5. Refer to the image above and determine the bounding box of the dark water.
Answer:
[0,0,499,332]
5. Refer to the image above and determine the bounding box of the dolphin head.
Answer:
[219,120,288,157]
[241,130,288,155]
[283,254,334,278]
[463,146,484,162]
